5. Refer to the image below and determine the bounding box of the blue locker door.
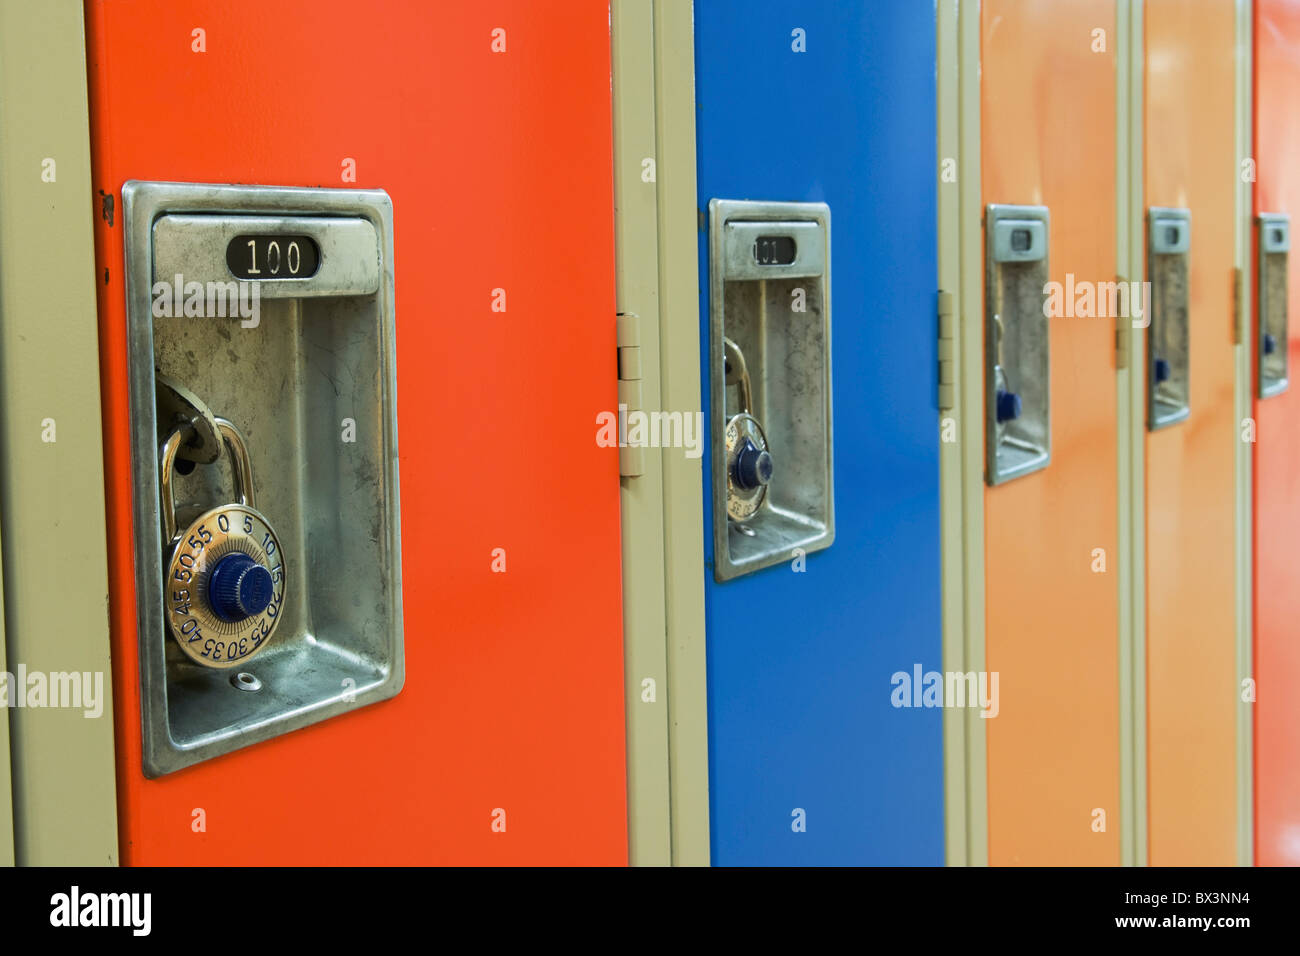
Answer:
[695,1,943,865]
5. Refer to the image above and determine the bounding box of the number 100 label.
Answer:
[226,234,320,280]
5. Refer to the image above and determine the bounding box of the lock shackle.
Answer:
[160,417,257,544]
[723,337,754,416]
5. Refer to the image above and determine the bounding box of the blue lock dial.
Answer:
[995,389,1022,424]
[208,551,275,623]
[732,436,773,491]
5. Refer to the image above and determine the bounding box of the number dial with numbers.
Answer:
[725,413,770,521]
[164,504,286,669]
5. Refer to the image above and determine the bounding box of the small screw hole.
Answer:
[231,671,262,692]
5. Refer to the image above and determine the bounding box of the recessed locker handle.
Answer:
[985,204,1051,485]
[1258,213,1290,398]
[1146,207,1192,429]
[708,199,834,581]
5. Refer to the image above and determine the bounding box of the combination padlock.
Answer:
[722,337,774,522]
[160,417,286,669]
[991,313,1021,426]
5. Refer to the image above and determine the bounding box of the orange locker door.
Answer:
[981,0,1122,865]
[1142,0,1239,867]
[86,1,628,864]
[1254,0,1300,867]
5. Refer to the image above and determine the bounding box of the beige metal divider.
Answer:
[1234,0,1255,868]
[1116,0,1148,870]
[612,0,710,866]
[0,0,119,865]
[937,0,989,867]
[0,517,13,866]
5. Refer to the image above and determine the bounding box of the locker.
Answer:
[1142,0,1240,866]
[85,0,628,864]
[1253,0,1300,867]
[694,1,943,864]
[980,0,1122,865]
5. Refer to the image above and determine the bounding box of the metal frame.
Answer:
[707,198,834,582]
[1145,205,1193,430]
[984,203,1051,486]
[1256,212,1289,398]
[122,181,403,776]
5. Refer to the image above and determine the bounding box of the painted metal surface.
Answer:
[611,0,711,866]
[86,0,627,864]
[937,0,990,866]
[1116,0,1147,868]
[981,0,1122,865]
[0,512,10,865]
[1143,0,1239,866]
[612,0,674,866]
[0,0,118,865]
[1232,0,1255,870]
[694,1,943,865]
[651,0,713,865]
[1254,0,1300,868]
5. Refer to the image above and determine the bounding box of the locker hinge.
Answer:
[1115,275,1130,370]
[616,312,645,477]
[937,290,956,411]
[1233,266,1244,345]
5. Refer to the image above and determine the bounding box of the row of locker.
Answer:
[0,0,1296,865]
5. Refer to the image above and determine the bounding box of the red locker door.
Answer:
[86,1,628,864]
[981,0,1122,865]
[1254,0,1300,868]
[1143,0,1238,867]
